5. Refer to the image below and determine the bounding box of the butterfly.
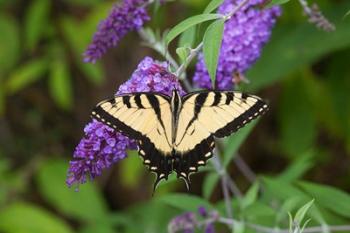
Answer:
[91,89,268,191]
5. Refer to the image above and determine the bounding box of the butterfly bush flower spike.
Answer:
[67,57,185,187]
[193,0,281,90]
[168,207,217,233]
[83,0,150,63]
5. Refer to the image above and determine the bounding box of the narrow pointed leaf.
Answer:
[294,199,314,224]
[49,60,73,110]
[166,13,222,45]
[204,0,224,13]
[203,172,220,200]
[203,18,225,86]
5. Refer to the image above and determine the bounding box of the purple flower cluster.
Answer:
[83,0,150,63]
[66,120,136,187]
[193,0,281,90]
[67,57,185,187]
[168,207,217,233]
[118,57,186,96]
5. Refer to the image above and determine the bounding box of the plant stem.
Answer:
[175,42,203,78]
[225,0,251,19]
[225,175,243,198]
[138,29,179,70]
[234,154,257,183]
[211,152,233,218]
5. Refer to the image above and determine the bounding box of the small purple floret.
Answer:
[83,0,150,63]
[193,0,281,90]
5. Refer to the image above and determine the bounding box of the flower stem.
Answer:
[138,29,179,69]
[175,42,203,78]
[234,154,257,183]
[211,152,233,218]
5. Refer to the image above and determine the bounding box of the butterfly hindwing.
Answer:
[173,136,215,188]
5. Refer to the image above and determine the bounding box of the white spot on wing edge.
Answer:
[198,160,205,165]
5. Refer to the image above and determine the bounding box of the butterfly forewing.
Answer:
[92,93,174,188]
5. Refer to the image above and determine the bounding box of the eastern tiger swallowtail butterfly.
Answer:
[91,89,268,191]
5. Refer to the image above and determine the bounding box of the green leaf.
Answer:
[25,0,50,50]
[276,196,305,223]
[266,0,290,8]
[344,9,350,18]
[233,221,245,233]
[203,0,224,13]
[49,59,73,110]
[0,16,20,75]
[120,150,144,188]
[158,194,213,212]
[262,177,307,200]
[202,172,220,199]
[246,4,350,91]
[6,59,48,94]
[176,47,190,62]
[178,26,196,48]
[277,150,314,182]
[165,13,223,45]
[63,0,103,6]
[241,182,259,209]
[203,18,225,85]
[222,120,258,168]
[0,202,73,233]
[297,181,350,218]
[79,224,115,233]
[60,17,104,85]
[36,159,108,221]
[278,76,317,157]
[294,199,314,225]
[243,202,276,220]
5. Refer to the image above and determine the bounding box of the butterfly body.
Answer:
[92,89,268,191]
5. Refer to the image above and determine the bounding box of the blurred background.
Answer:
[0,0,349,232]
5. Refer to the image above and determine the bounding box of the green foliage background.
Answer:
[0,0,349,232]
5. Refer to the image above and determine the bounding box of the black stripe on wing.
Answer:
[173,136,215,190]
[214,98,268,138]
[92,98,144,140]
[182,90,268,138]
[91,93,173,193]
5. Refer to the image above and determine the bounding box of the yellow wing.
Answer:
[173,91,268,183]
[92,93,173,188]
